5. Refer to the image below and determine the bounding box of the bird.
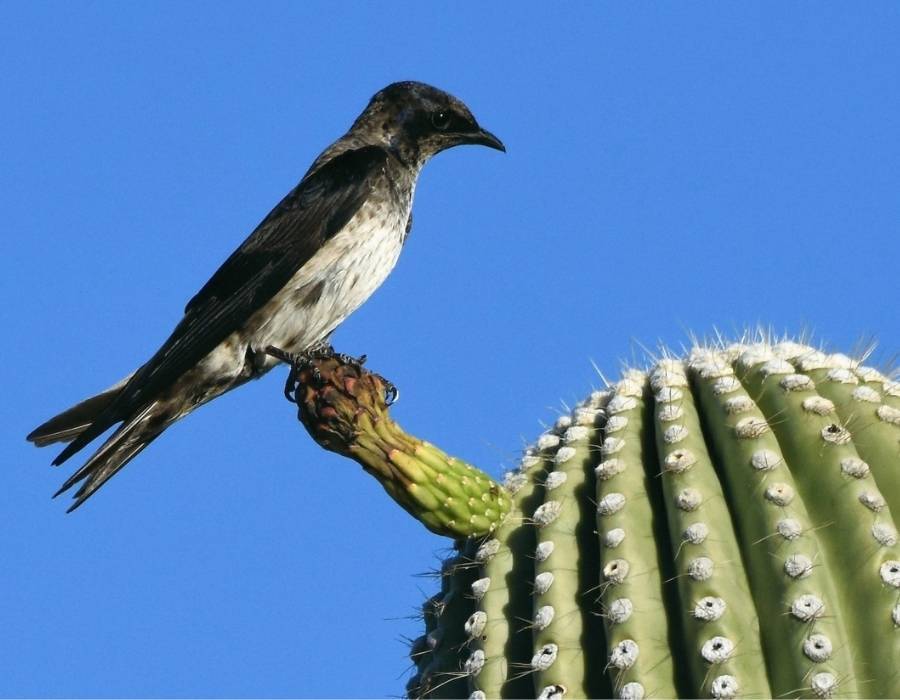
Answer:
[27,81,505,512]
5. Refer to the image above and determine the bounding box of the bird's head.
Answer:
[352,81,505,166]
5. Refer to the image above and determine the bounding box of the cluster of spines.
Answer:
[406,340,900,699]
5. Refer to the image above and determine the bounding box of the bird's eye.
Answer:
[431,111,452,130]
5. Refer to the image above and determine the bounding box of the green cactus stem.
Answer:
[278,350,510,539]
[466,441,552,699]
[648,361,770,699]
[528,398,609,699]
[278,340,900,698]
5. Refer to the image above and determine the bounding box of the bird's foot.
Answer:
[266,346,313,400]
[380,378,399,406]
[268,343,366,366]
[266,345,397,406]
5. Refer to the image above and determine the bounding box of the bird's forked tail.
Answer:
[27,372,170,511]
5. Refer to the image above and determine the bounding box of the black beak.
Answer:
[467,127,506,152]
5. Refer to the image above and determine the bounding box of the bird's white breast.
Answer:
[194,168,416,389]
[249,193,410,361]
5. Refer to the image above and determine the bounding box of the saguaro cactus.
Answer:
[280,340,900,699]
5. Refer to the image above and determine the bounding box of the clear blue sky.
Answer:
[3,3,899,697]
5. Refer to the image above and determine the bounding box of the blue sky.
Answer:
[3,3,899,697]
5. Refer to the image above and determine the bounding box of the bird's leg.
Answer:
[265,345,301,366]
[265,345,317,401]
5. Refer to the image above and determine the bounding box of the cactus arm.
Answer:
[595,375,679,699]
[739,348,900,698]
[281,355,510,539]
[467,446,550,699]
[689,350,858,698]
[530,399,610,699]
[649,361,771,699]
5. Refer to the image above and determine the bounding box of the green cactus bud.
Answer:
[279,353,510,538]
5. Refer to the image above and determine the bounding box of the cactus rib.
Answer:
[530,399,610,699]
[596,375,679,699]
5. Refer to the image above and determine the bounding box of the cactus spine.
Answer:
[279,340,900,699]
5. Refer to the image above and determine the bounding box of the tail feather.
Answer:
[27,373,135,447]
[27,370,171,511]
[53,402,167,512]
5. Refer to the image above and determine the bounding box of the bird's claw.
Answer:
[283,363,300,402]
[266,345,313,402]
[267,344,397,407]
[382,380,399,406]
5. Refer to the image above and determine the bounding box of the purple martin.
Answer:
[27,81,504,511]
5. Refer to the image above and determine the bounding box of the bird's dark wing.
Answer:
[53,145,388,467]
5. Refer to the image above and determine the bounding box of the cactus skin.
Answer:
[280,353,510,538]
[280,341,900,698]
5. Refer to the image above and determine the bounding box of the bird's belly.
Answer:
[249,209,407,364]
[190,196,409,399]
